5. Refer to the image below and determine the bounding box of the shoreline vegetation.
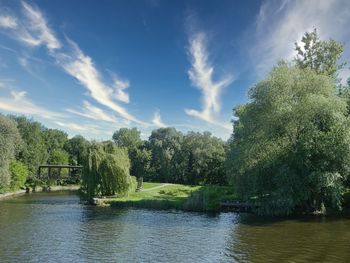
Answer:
[99,182,238,212]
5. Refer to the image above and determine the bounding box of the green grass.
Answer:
[103,182,238,212]
[140,182,163,190]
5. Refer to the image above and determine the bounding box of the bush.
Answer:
[9,160,29,190]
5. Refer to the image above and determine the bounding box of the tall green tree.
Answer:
[112,128,143,177]
[81,142,131,198]
[179,132,226,185]
[65,135,90,165]
[227,64,350,215]
[295,29,345,79]
[148,128,183,182]
[0,114,21,191]
[12,116,48,177]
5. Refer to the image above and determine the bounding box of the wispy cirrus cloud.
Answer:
[0,15,17,29]
[0,1,146,126]
[66,100,119,124]
[152,110,167,127]
[250,0,350,78]
[185,32,233,129]
[17,1,61,50]
[57,39,145,125]
[55,121,99,133]
[0,88,63,120]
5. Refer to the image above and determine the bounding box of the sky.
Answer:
[0,0,349,140]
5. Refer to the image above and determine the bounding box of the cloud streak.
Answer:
[250,0,350,77]
[57,40,145,125]
[0,15,17,29]
[0,89,63,120]
[185,32,233,129]
[0,1,146,126]
[152,110,167,127]
[66,100,119,124]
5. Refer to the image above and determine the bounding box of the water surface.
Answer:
[0,191,349,262]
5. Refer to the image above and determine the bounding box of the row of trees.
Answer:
[0,116,90,193]
[226,29,350,215]
[113,128,227,185]
[0,114,227,195]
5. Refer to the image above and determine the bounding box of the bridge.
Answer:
[38,165,83,183]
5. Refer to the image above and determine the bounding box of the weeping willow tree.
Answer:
[81,142,131,199]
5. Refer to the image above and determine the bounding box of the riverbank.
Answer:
[101,182,238,212]
[0,185,80,201]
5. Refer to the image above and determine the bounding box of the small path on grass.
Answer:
[141,183,172,192]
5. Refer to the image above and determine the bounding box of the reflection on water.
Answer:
[0,192,349,263]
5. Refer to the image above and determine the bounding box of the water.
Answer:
[0,192,349,263]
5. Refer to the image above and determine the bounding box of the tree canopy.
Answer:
[227,63,350,215]
[0,114,21,191]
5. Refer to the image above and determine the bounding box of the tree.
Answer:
[112,128,143,178]
[180,132,226,185]
[133,147,151,184]
[43,129,68,156]
[9,160,29,190]
[0,114,21,191]
[295,29,345,79]
[12,116,48,177]
[112,127,142,149]
[81,142,131,198]
[65,135,90,165]
[226,64,350,215]
[148,128,183,182]
[99,151,131,196]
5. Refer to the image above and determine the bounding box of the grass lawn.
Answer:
[103,182,238,212]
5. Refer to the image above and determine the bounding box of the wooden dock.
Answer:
[220,201,257,213]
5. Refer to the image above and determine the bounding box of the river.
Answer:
[0,191,349,263]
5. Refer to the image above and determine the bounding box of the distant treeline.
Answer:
[0,114,228,195]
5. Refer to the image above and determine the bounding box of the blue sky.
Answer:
[0,0,349,140]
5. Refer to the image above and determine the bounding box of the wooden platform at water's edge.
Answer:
[220,202,257,213]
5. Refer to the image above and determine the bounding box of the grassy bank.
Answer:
[102,182,238,212]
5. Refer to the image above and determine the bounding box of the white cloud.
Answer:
[20,1,61,50]
[66,100,120,124]
[0,89,63,120]
[152,110,166,127]
[112,76,130,103]
[55,121,99,133]
[57,40,144,125]
[0,15,17,29]
[0,2,144,126]
[250,0,350,77]
[185,32,233,128]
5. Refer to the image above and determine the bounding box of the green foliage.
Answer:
[12,116,48,177]
[105,183,237,212]
[9,160,29,190]
[227,64,350,215]
[48,149,69,164]
[81,142,131,198]
[133,147,151,179]
[295,29,345,79]
[148,127,183,182]
[0,114,21,191]
[43,128,68,156]
[65,135,90,165]
[112,128,146,179]
[180,132,226,185]
[113,127,142,149]
[99,151,131,196]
